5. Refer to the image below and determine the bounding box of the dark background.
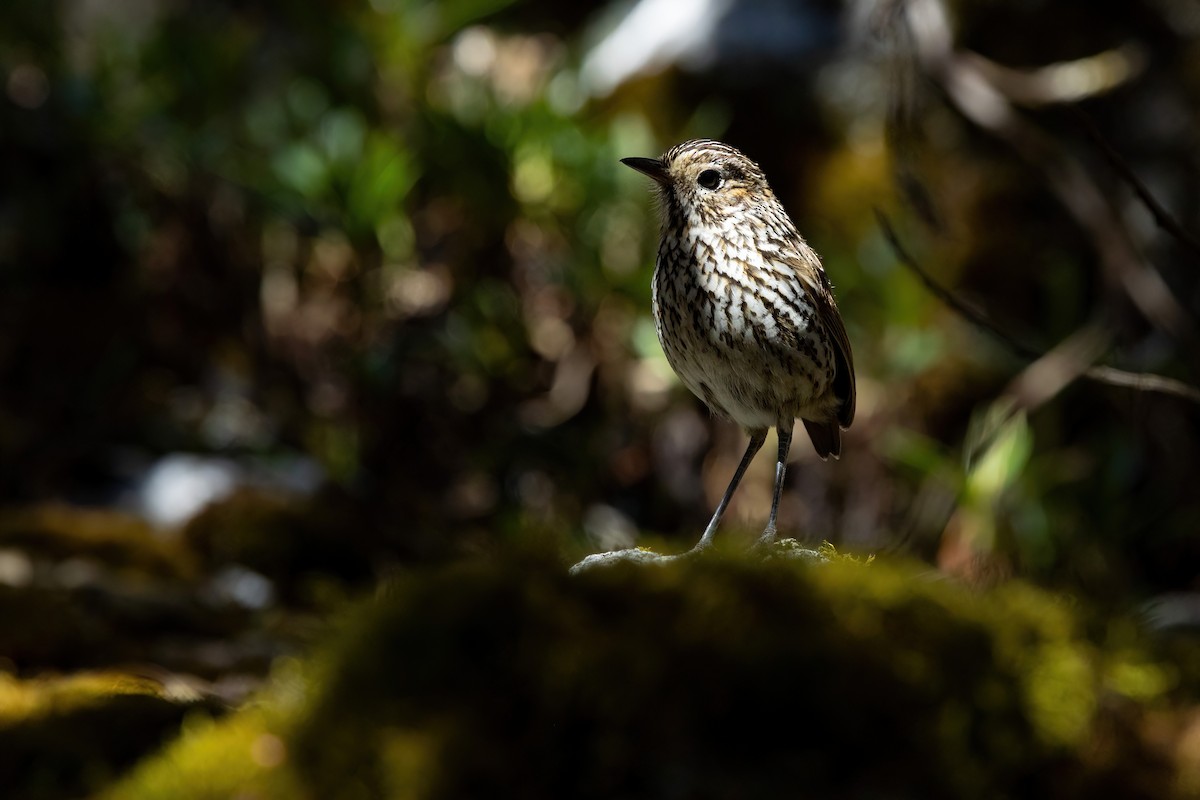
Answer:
[4,0,1197,589]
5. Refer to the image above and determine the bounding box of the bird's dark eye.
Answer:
[697,169,722,190]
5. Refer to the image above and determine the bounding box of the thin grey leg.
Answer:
[757,424,793,546]
[692,429,767,551]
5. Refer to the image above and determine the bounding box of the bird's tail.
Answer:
[802,418,842,460]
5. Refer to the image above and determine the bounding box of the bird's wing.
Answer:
[781,254,856,430]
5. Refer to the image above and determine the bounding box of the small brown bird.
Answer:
[623,139,855,551]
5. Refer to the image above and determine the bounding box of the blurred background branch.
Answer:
[894,0,1200,353]
[878,209,1200,406]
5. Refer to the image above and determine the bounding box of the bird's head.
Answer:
[621,139,775,226]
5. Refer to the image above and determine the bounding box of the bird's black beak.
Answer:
[621,156,670,185]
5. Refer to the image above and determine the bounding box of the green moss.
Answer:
[103,707,304,800]
[1021,641,1097,748]
[0,505,191,578]
[1104,655,1176,702]
[0,672,182,726]
[108,552,1185,799]
[814,539,874,564]
[102,657,318,800]
[0,671,216,799]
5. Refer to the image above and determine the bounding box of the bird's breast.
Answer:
[651,229,835,426]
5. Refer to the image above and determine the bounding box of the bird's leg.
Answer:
[757,423,793,547]
[692,429,767,552]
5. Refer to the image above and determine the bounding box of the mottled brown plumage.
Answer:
[623,139,855,549]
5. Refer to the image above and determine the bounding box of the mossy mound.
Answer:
[0,505,191,579]
[0,671,218,799]
[108,551,1187,799]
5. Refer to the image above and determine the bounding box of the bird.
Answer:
[622,139,855,551]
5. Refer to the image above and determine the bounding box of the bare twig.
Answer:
[1006,325,1111,413]
[875,210,1040,360]
[1082,365,1200,404]
[895,0,1200,352]
[966,45,1146,107]
[1073,108,1200,262]
[877,209,1200,406]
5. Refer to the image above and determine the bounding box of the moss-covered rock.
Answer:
[0,505,191,579]
[0,671,218,799]
[107,551,1189,799]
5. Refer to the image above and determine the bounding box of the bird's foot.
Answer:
[754,525,778,550]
